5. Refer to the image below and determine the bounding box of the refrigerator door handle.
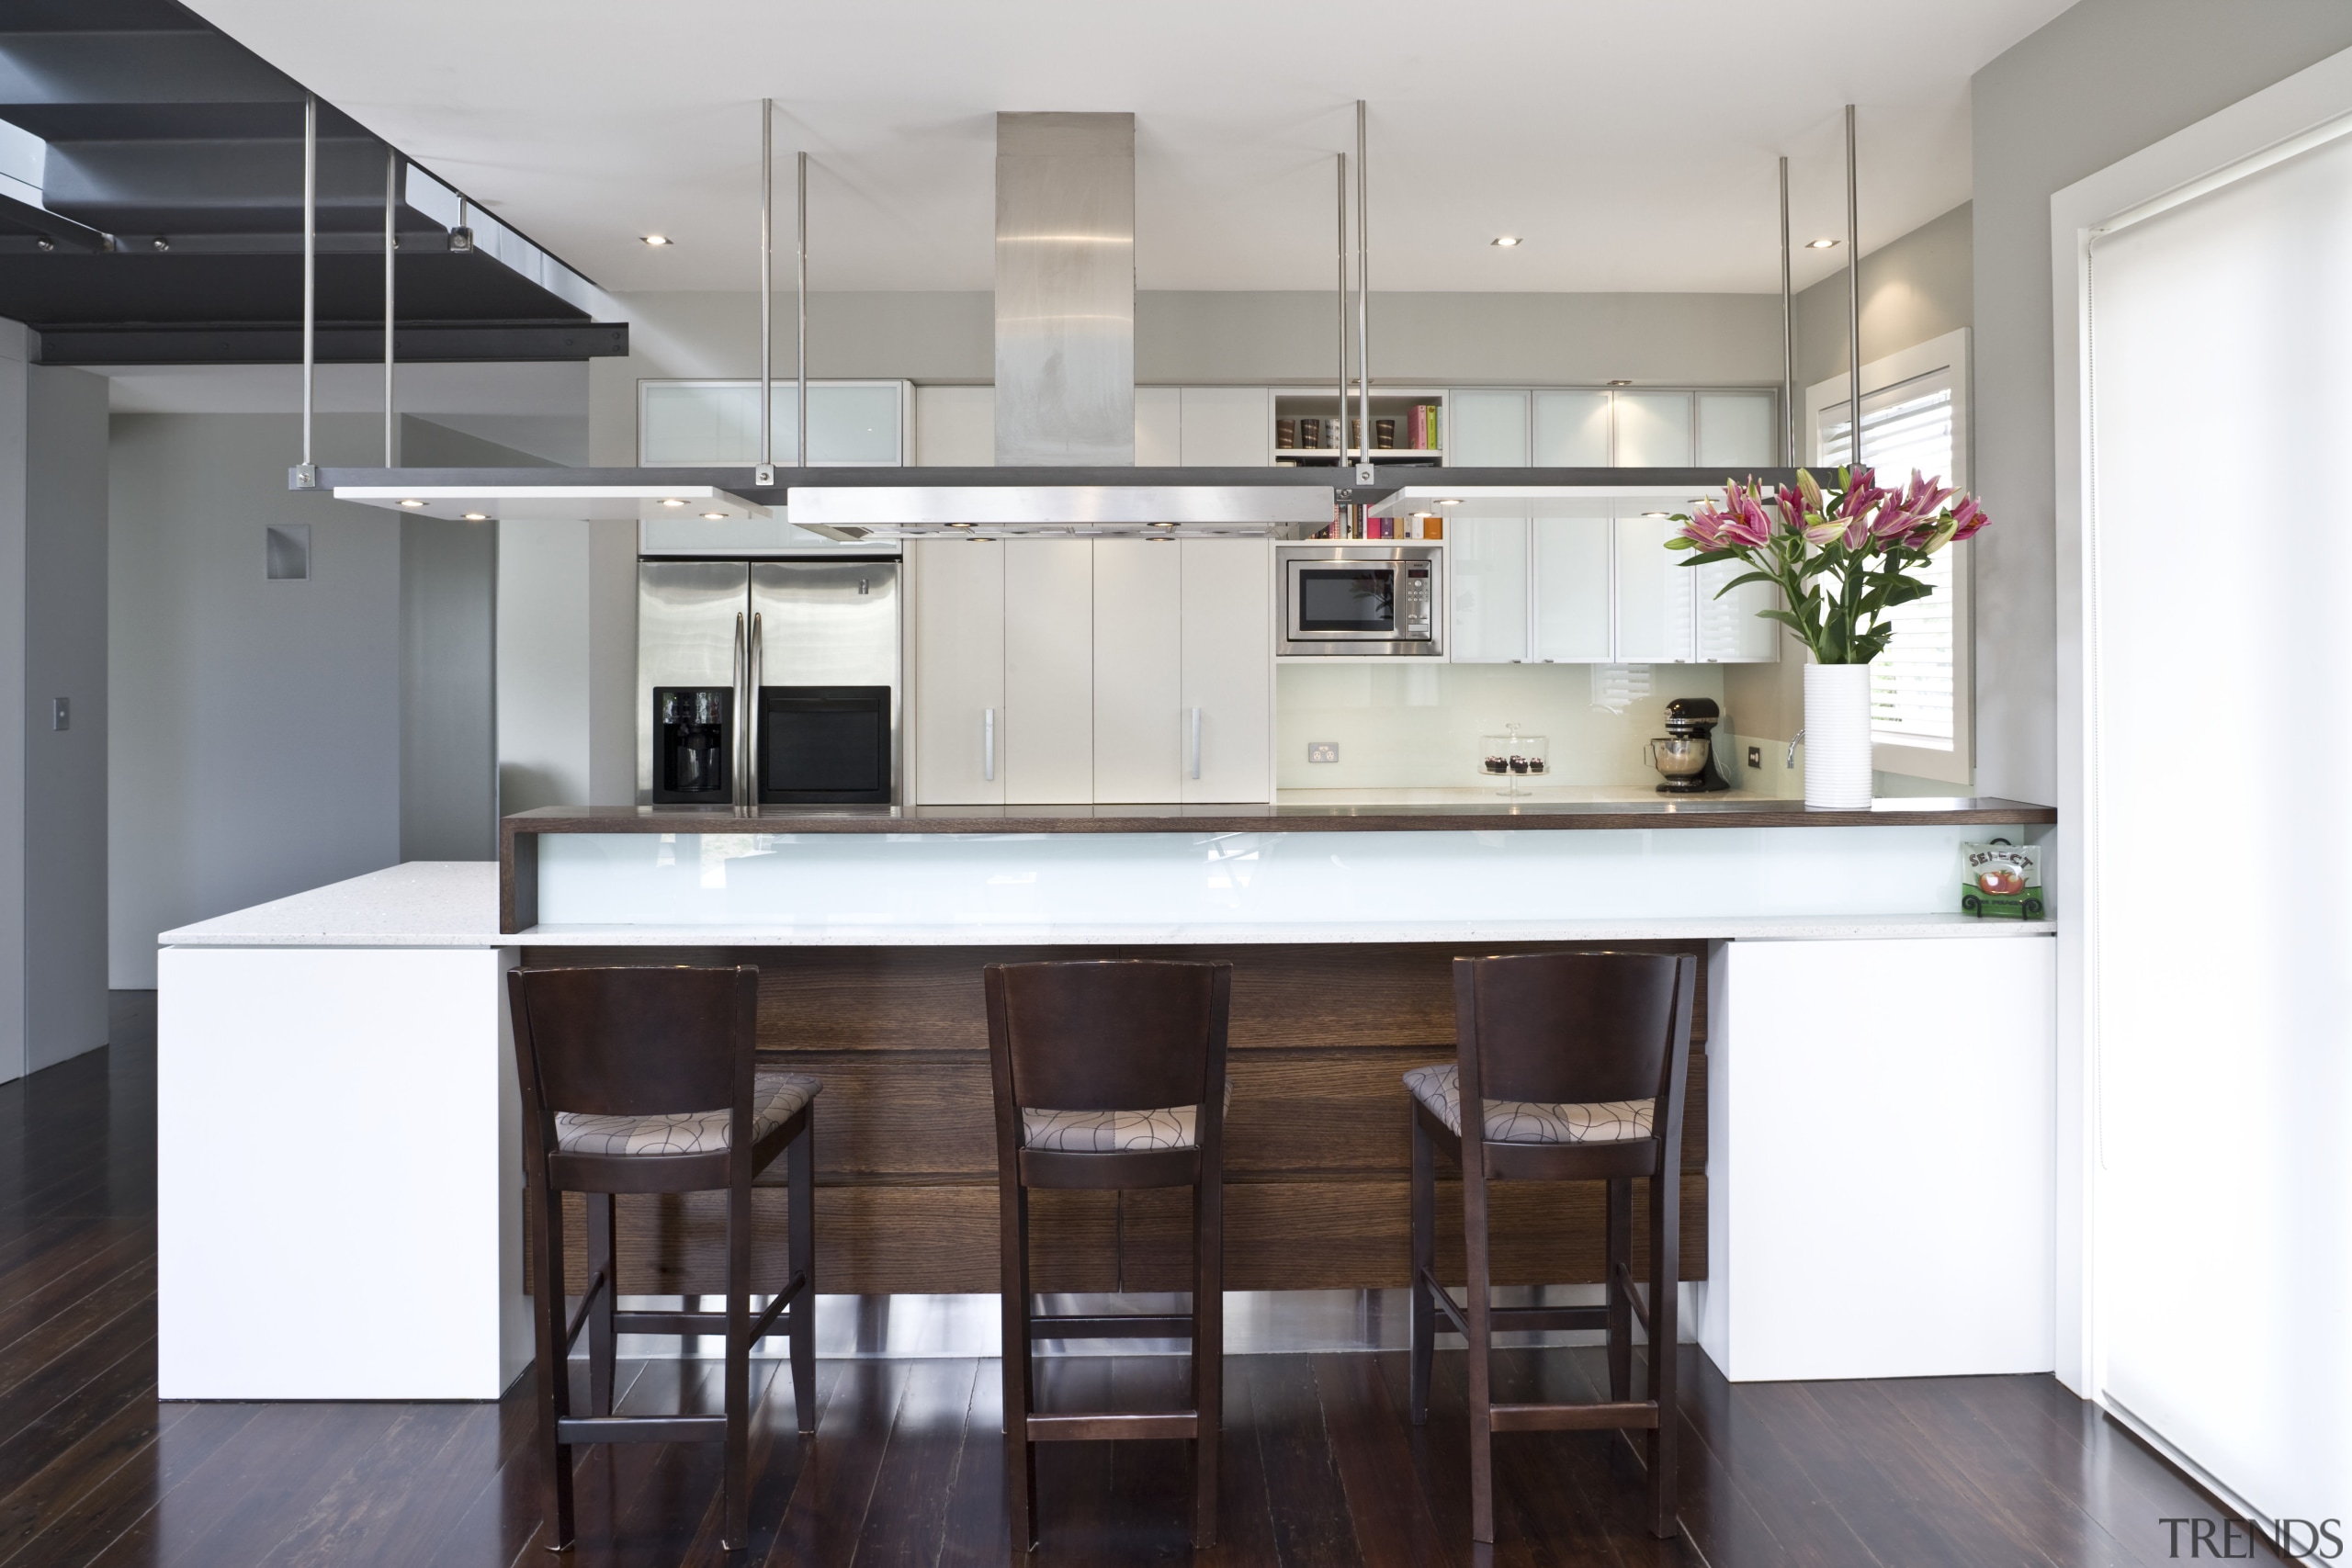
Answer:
[747,612,763,807]
[983,708,996,783]
[1189,706,1202,780]
[731,612,747,807]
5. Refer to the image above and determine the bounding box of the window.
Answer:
[1806,328,1972,784]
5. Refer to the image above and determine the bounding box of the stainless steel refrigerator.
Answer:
[637,559,901,807]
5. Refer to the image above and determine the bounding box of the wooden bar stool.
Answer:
[1407,949,1697,1544]
[506,964,820,1552]
[985,959,1231,1553]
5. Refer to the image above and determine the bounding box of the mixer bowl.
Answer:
[1645,736,1712,777]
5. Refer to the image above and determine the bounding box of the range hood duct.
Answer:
[994,112,1136,466]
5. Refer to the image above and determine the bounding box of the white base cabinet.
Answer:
[911,536,1272,805]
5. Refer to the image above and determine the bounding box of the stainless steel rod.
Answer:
[1779,154,1793,465]
[1353,100,1370,465]
[301,93,315,473]
[1336,152,1347,458]
[759,98,774,471]
[383,149,398,467]
[1846,104,1861,470]
[797,150,808,470]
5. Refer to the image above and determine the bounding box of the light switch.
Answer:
[1308,742,1339,764]
[51,698,66,732]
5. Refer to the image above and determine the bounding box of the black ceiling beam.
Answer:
[40,137,445,236]
[36,320,629,366]
[0,250,595,325]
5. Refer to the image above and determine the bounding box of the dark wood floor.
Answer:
[0,996,2277,1568]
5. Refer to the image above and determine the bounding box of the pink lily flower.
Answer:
[1947,494,1990,542]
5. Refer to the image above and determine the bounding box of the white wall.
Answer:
[0,328,110,1077]
[108,414,401,988]
[494,518,636,813]
[1970,0,2352,804]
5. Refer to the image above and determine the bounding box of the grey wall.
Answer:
[0,326,109,1078]
[1971,0,2352,802]
[1792,202,1973,397]
[108,414,401,988]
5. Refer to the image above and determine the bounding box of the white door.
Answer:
[1611,516,1693,661]
[1449,518,1529,662]
[1093,540,1183,802]
[1002,538,1093,802]
[909,540,1004,805]
[1135,388,1182,467]
[1180,538,1272,803]
[1179,388,1271,467]
[1531,519,1611,661]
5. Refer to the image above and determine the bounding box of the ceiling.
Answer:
[180,0,2071,299]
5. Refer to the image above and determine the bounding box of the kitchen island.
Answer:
[159,795,2058,1400]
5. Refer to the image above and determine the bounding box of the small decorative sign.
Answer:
[1961,840,2044,919]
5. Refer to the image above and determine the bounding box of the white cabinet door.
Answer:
[1697,391,1778,469]
[1180,538,1272,803]
[909,540,1004,805]
[1179,388,1270,467]
[1002,539,1094,803]
[1614,391,1694,466]
[1532,518,1611,661]
[1449,518,1530,662]
[1092,540,1183,802]
[1135,388,1182,467]
[1532,390,1611,466]
[1448,389,1530,466]
[1612,516,1694,661]
[1695,557,1782,663]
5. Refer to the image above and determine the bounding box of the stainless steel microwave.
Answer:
[1277,545,1443,657]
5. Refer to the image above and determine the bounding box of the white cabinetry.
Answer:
[1135,388,1182,466]
[909,540,1006,805]
[1532,519,1612,661]
[1612,516,1695,662]
[1179,539,1272,802]
[913,537,1272,805]
[1448,390,1530,467]
[1002,540,1095,804]
[1533,390,1611,465]
[1449,519,1529,663]
[1179,388,1271,466]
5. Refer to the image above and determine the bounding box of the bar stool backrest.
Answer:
[986,960,1224,1111]
[1453,950,1684,1110]
[508,964,758,1120]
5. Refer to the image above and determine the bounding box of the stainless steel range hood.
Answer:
[994,112,1135,467]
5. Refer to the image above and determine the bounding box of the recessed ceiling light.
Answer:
[1807,237,1839,249]
[1606,378,1634,387]
[461,512,489,522]
[1643,511,1671,518]
[641,234,672,246]
[1490,235,1522,248]
[947,521,973,529]
[660,497,686,508]
[1436,498,1462,506]
[1147,533,1176,542]
[700,512,728,520]
[399,498,426,508]
[1149,520,1177,528]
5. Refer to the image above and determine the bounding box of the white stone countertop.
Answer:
[161,862,2058,949]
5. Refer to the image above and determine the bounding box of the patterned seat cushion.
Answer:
[1021,1079,1235,1154]
[554,1072,821,1157]
[1403,1064,1653,1145]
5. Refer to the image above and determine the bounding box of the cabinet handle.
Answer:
[1188,707,1202,781]
[983,708,996,782]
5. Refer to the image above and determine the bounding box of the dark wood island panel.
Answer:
[521,940,1712,1297]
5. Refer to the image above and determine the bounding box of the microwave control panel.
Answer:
[1401,564,1434,637]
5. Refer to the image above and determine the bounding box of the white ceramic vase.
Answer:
[1802,662,1874,809]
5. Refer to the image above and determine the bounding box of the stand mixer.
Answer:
[1644,697,1734,794]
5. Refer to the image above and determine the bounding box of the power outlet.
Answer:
[1746,745,1761,770]
[1307,742,1340,764]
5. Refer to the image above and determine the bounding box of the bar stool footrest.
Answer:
[1029,1314,1195,1339]
[1488,1401,1660,1433]
[614,1272,808,1344]
[1026,1411,1200,1442]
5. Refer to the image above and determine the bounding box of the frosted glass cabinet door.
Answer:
[1532,390,1611,466]
[1181,538,1273,803]
[1694,557,1782,662]
[1003,540,1095,803]
[1448,389,1531,467]
[1091,540,1182,802]
[1532,519,1611,661]
[1614,391,1694,466]
[1612,516,1694,661]
[1449,518,1530,662]
[909,540,1005,805]
[1697,391,1779,469]
[1179,388,1271,467]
